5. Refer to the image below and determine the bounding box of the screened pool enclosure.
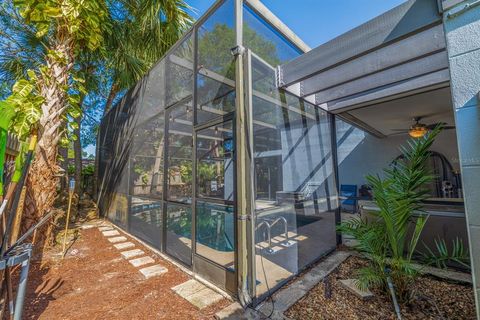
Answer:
[98,0,339,305]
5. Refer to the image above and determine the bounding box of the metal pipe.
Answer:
[62,179,75,258]
[386,268,402,320]
[13,257,30,320]
[256,221,272,250]
[270,217,289,243]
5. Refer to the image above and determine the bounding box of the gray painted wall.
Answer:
[336,119,460,189]
[443,0,480,316]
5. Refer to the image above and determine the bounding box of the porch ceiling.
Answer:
[338,87,455,138]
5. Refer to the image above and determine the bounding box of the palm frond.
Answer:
[421,237,471,269]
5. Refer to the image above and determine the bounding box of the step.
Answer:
[188,288,223,309]
[129,256,155,267]
[172,279,206,298]
[102,230,120,237]
[114,242,135,250]
[172,279,223,309]
[121,249,145,259]
[99,226,114,231]
[139,265,168,279]
[108,236,127,243]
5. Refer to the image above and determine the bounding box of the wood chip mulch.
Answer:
[19,226,230,320]
[285,256,476,320]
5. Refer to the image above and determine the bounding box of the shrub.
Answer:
[338,126,442,302]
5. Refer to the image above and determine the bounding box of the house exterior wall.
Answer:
[443,0,480,316]
[336,120,460,189]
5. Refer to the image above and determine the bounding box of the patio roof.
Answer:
[278,0,449,113]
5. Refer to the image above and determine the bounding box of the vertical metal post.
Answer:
[243,49,256,301]
[191,29,199,266]
[234,0,253,307]
[13,257,30,320]
[62,179,75,258]
[329,114,342,245]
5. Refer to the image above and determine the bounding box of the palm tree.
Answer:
[102,0,192,115]
[0,2,45,91]
[338,126,442,302]
[1,0,192,243]
[2,0,110,244]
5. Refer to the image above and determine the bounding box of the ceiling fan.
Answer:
[391,117,455,138]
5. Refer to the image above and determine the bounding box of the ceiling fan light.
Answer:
[409,126,428,138]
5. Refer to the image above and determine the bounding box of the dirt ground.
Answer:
[285,256,476,320]
[20,225,230,319]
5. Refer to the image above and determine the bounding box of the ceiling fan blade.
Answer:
[426,122,451,130]
[389,131,409,137]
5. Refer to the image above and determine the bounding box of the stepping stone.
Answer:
[108,236,127,243]
[114,242,135,250]
[339,279,374,300]
[172,279,206,298]
[188,287,223,309]
[121,249,145,259]
[172,279,223,309]
[129,256,155,267]
[99,226,114,231]
[102,230,120,237]
[139,265,168,279]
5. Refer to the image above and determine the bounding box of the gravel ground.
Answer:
[285,256,476,320]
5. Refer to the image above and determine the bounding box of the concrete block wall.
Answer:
[443,0,480,316]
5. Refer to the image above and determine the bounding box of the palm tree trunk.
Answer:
[103,82,119,116]
[22,35,74,247]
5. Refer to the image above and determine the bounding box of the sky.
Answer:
[186,0,405,48]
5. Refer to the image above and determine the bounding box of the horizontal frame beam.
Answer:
[244,0,310,53]
[326,69,450,113]
[315,50,449,104]
[279,0,442,87]
[301,24,446,97]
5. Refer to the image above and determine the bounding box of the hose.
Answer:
[385,268,402,320]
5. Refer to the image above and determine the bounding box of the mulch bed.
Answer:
[20,226,229,319]
[285,256,476,320]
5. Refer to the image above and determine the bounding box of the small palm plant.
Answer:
[338,126,442,302]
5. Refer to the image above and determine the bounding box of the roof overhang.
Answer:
[278,0,449,114]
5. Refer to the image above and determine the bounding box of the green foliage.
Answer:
[105,0,192,91]
[0,1,47,87]
[198,162,217,182]
[1,0,109,141]
[179,162,192,184]
[82,163,95,176]
[198,23,282,80]
[421,237,470,269]
[338,126,442,302]
[133,164,149,186]
[3,70,43,138]
[13,0,108,50]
